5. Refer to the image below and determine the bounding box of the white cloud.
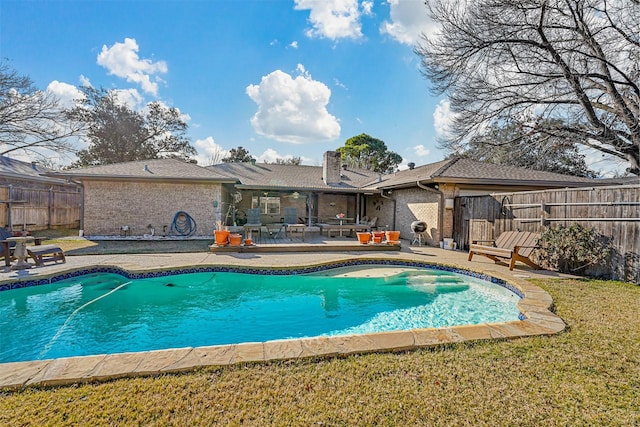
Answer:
[413,144,431,157]
[580,144,631,178]
[193,137,229,166]
[433,99,454,138]
[334,78,348,90]
[396,159,410,170]
[112,88,145,110]
[361,0,373,15]
[246,66,341,143]
[294,0,363,40]
[289,41,299,49]
[97,38,167,96]
[256,148,282,163]
[255,148,313,164]
[46,81,84,109]
[79,75,92,87]
[381,0,439,45]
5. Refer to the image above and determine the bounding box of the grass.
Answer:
[1,278,638,426]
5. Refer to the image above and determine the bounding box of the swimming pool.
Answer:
[0,263,522,363]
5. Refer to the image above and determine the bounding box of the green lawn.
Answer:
[1,278,639,426]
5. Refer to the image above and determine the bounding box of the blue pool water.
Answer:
[0,267,521,363]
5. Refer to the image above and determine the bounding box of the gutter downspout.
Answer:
[380,190,396,230]
[417,181,444,243]
[66,178,84,236]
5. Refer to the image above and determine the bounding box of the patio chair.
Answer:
[367,216,378,230]
[282,207,305,240]
[243,208,262,241]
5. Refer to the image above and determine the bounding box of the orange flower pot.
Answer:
[244,238,253,246]
[357,232,372,244]
[385,230,400,243]
[214,230,230,246]
[228,233,242,246]
[372,231,385,242]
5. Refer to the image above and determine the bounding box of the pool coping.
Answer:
[0,258,566,389]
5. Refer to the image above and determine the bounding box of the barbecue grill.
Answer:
[411,221,428,246]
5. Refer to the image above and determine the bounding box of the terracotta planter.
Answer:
[372,231,385,241]
[244,238,253,246]
[385,230,400,242]
[214,230,230,246]
[228,233,242,246]
[357,232,371,244]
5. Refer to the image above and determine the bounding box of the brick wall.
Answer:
[317,193,353,222]
[390,188,440,244]
[365,195,394,230]
[82,180,222,236]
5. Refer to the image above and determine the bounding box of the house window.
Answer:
[252,196,280,215]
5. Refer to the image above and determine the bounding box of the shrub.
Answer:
[534,223,611,274]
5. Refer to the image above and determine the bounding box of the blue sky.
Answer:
[1,0,450,167]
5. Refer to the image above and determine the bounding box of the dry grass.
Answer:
[1,278,639,426]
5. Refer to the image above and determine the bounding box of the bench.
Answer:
[26,244,66,266]
[468,231,541,271]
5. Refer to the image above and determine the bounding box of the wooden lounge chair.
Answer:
[26,244,66,266]
[468,230,541,270]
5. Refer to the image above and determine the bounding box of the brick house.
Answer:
[52,159,235,237]
[51,153,602,243]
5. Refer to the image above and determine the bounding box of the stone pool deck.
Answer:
[0,242,570,389]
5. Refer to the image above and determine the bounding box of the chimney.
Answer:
[323,151,341,185]
[408,162,415,170]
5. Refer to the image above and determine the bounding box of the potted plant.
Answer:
[213,220,230,246]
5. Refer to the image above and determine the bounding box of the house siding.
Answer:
[82,180,221,236]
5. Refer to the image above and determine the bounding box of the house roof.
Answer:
[365,158,601,189]
[595,176,640,186]
[0,156,74,186]
[50,159,235,183]
[209,162,379,193]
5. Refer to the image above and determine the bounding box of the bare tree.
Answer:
[0,62,81,161]
[202,147,225,166]
[452,119,598,177]
[417,0,640,175]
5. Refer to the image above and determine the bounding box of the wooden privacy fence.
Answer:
[454,185,640,283]
[0,185,81,231]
